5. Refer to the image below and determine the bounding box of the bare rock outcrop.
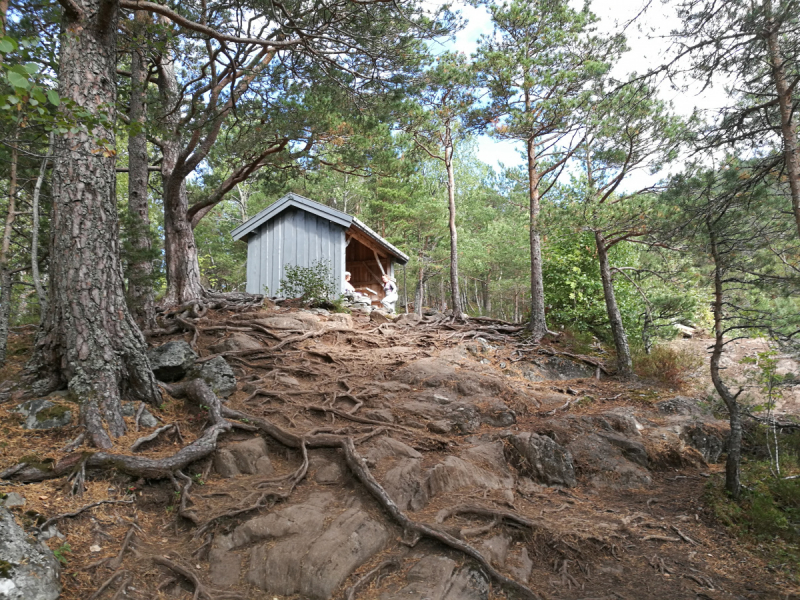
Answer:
[209,492,389,600]
[0,507,60,600]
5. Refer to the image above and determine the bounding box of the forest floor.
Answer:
[0,305,798,600]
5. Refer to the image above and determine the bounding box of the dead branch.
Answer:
[38,499,134,532]
[131,424,178,452]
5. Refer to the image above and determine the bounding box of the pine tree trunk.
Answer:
[708,220,741,498]
[26,0,161,449]
[527,138,548,341]
[482,276,491,316]
[126,10,156,328]
[595,232,633,378]
[444,141,463,318]
[31,133,52,315]
[764,5,800,243]
[157,50,204,306]
[0,136,17,367]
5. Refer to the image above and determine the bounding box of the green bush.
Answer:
[279,260,336,302]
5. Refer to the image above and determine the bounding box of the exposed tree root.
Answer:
[37,499,134,532]
[109,521,140,570]
[345,558,401,600]
[153,556,246,600]
[131,423,182,452]
[88,569,129,600]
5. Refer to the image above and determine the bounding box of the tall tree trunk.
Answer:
[708,219,742,499]
[444,140,463,318]
[482,276,491,316]
[764,3,800,242]
[31,133,52,315]
[126,10,156,328]
[0,134,18,367]
[415,247,425,316]
[527,137,548,341]
[156,46,204,306]
[27,0,161,449]
[595,232,633,378]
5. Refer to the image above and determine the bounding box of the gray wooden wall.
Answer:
[245,207,346,296]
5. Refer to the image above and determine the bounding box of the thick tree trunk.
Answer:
[765,8,800,243]
[527,138,548,341]
[595,232,633,378]
[0,137,18,367]
[126,10,156,328]
[157,51,204,306]
[444,142,463,318]
[27,0,161,449]
[708,221,741,499]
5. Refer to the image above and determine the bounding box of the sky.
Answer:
[441,0,723,175]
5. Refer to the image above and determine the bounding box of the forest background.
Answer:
[0,0,799,500]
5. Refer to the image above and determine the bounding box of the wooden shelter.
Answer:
[231,193,409,302]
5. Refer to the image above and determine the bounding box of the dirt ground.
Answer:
[0,307,798,600]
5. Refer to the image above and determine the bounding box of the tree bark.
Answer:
[27,0,161,449]
[595,232,633,378]
[708,219,741,499]
[0,134,18,367]
[126,10,156,328]
[31,133,52,315]
[527,137,548,341]
[764,3,800,243]
[444,137,463,318]
[156,49,205,306]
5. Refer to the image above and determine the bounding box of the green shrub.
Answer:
[279,260,336,302]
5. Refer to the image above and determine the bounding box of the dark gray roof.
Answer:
[231,192,409,264]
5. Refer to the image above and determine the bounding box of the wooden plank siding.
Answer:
[244,207,346,296]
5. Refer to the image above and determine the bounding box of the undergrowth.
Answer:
[633,344,702,388]
[705,429,800,580]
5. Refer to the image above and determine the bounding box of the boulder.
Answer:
[567,433,652,489]
[680,422,728,463]
[238,493,390,600]
[394,312,422,326]
[120,402,158,428]
[1,493,25,508]
[380,556,489,600]
[0,507,60,600]
[15,399,72,430]
[506,432,577,487]
[148,341,197,382]
[656,396,705,416]
[187,356,236,398]
[254,314,320,331]
[327,313,353,328]
[214,437,273,477]
[370,311,392,324]
[516,356,595,381]
[209,333,263,354]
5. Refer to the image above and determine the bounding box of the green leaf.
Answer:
[46,90,60,106]
[31,87,46,104]
[23,62,39,75]
[6,71,31,90]
[0,38,16,53]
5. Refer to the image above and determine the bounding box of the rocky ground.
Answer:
[0,304,797,600]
